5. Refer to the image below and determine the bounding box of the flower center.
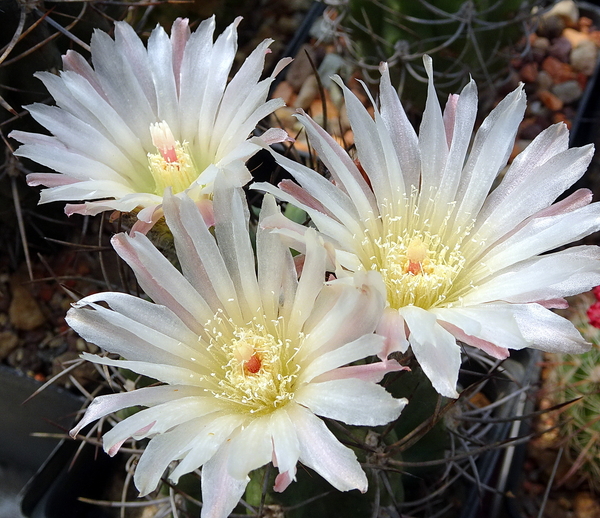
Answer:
[204,314,300,415]
[370,231,466,310]
[147,121,198,195]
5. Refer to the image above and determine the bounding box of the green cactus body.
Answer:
[552,294,600,489]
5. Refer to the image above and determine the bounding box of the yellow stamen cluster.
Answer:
[148,140,198,196]
[367,230,467,310]
[203,313,301,415]
[147,121,199,196]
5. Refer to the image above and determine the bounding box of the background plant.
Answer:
[324,0,552,110]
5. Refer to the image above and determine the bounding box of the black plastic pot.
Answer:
[0,365,82,517]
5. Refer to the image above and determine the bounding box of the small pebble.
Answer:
[520,62,538,83]
[574,492,600,518]
[548,36,572,62]
[552,79,583,103]
[9,281,46,331]
[571,40,598,75]
[538,89,564,111]
[538,14,565,40]
[542,56,577,83]
[285,44,318,91]
[531,36,550,52]
[537,70,554,90]
[271,81,294,105]
[0,331,19,361]
[563,27,590,48]
[294,75,319,110]
[544,0,579,27]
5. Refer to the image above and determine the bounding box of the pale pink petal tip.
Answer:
[131,206,163,234]
[273,468,296,493]
[259,127,293,145]
[107,439,127,457]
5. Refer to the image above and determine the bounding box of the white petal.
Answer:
[314,360,407,383]
[400,306,461,398]
[379,62,420,191]
[147,24,179,133]
[270,409,300,476]
[300,334,384,384]
[376,307,409,358]
[80,352,207,387]
[286,403,367,492]
[467,246,600,305]
[201,439,249,518]
[226,416,273,479]
[162,190,243,323]
[169,413,245,483]
[135,415,211,496]
[479,203,600,273]
[102,397,222,455]
[474,144,594,245]
[256,195,297,321]
[433,305,528,351]
[70,385,203,437]
[511,303,590,353]
[418,55,448,198]
[74,291,197,344]
[295,378,405,426]
[66,302,210,370]
[435,79,477,215]
[213,178,262,322]
[454,85,526,228]
[286,229,328,338]
[179,17,216,138]
[111,232,214,333]
[331,78,393,209]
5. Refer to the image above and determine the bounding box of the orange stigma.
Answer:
[244,353,262,374]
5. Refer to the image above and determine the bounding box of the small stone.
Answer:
[537,70,554,90]
[76,337,98,353]
[527,99,544,116]
[544,0,579,27]
[532,36,550,52]
[588,31,600,48]
[542,56,577,83]
[271,81,294,105]
[579,16,593,32]
[520,62,538,83]
[0,331,19,360]
[273,106,297,130]
[548,36,572,62]
[571,40,598,76]
[552,79,583,103]
[537,14,565,40]
[293,75,319,110]
[577,72,588,90]
[285,44,318,92]
[9,278,46,330]
[563,27,590,48]
[538,89,564,111]
[574,492,600,518]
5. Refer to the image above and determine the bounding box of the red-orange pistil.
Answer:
[244,353,262,374]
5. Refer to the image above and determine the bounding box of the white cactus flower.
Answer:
[68,180,406,518]
[254,56,600,398]
[11,17,290,232]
